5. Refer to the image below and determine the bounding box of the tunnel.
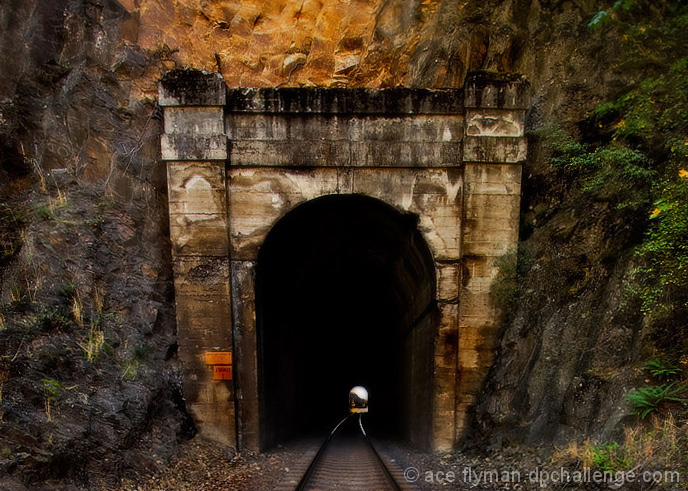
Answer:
[256,194,437,450]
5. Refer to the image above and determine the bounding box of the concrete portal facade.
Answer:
[160,70,528,452]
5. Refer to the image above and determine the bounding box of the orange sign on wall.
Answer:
[205,351,232,365]
[213,365,233,380]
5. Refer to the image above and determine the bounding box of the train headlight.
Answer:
[349,386,369,413]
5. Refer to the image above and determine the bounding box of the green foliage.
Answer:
[591,442,633,472]
[84,215,104,234]
[541,124,654,210]
[134,345,150,359]
[626,383,685,419]
[588,11,611,30]
[56,282,77,300]
[42,378,62,399]
[565,4,688,347]
[33,203,53,221]
[490,245,536,323]
[122,359,140,381]
[0,206,25,267]
[28,307,71,333]
[644,358,682,380]
[635,180,688,326]
[588,0,637,30]
[613,0,636,11]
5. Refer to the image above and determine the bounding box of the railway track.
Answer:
[293,414,404,491]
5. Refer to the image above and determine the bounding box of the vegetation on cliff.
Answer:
[589,1,688,351]
[486,0,688,478]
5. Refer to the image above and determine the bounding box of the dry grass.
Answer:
[9,284,21,303]
[553,413,688,479]
[94,286,104,314]
[71,291,84,327]
[44,398,52,422]
[621,413,687,473]
[77,322,105,363]
[553,438,596,468]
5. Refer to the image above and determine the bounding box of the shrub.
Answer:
[490,245,535,324]
[626,383,685,419]
[644,358,682,380]
[591,442,633,472]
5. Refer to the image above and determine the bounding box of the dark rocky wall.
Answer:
[0,0,190,487]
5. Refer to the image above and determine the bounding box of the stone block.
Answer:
[464,193,520,220]
[226,114,349,141]
[166,162,226,215]
[167,190,227,216]
[350,115,464,142]
[173,256,229,300]
[169,213,229,257]
[161,134,228,161]
[159,70,226,106]
[228,139,349,167]
[462,223,518,257]
[353,168,463,260]
[462,255,497,280]
[458,348,481,370]
[350,141,460,167]
[164,107,224,135]
[227,87,464,115]
[462,192,520,256]
[433,365,457,451]
[465,109,524,137]
[463,136,527,163]
[463,75,530,110]
[186,381,236,447]
[458,327,503,355]
[228,168,339,260]
[455,408,473,436]
[458,290,493,328]
[337,167,354,193]
[461,242,514,258]
[437,302,459,328]
[457,367,491,396]
[464,163,522,195]
[230,261,260,452]
[173,255,230,289]
[436,334,459,370]
[436,262,460,302]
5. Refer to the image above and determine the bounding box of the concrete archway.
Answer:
[256,194,436,449]
[159,72,529,452]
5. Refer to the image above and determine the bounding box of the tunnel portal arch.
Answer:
[256,194,437,449]
[159,71,529,452]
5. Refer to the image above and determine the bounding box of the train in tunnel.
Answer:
[349,386,369,413]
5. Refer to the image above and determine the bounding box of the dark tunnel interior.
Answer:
[256,194,437,450]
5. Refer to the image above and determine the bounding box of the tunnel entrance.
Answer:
[256,194,437,450]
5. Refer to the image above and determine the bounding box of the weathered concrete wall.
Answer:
[161,73,236,446]
[159,70,528,451]
[456,76,526,439]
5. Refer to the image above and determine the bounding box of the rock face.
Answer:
[129,0,574,90]
[0,0,645,486]
[0,0,190,487]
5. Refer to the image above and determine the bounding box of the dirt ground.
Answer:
[117,435,554,491]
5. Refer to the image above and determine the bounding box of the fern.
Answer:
[626,383,684,419]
